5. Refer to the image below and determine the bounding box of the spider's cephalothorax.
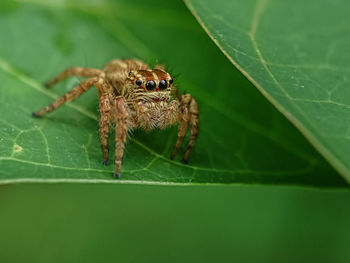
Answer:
[32,59,199,178]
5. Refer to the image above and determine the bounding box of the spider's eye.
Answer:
[169,78,173,84]
[136,80,142,86]
[159,80,167,90]
[146,80,156,90]
[128,72,132,77]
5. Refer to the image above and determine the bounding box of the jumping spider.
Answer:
[32,59,199,178]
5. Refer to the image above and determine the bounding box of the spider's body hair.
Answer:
[104,59,179,130]
[33,59,199,178]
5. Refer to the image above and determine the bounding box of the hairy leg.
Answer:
[182,97,199,163]
[114,98,129,179]
[32,76,105,117]
[170,94,191,160]
[170,120,189,160]
[99,93,112,165]
[45,67,103,88]
[170,94,199,163]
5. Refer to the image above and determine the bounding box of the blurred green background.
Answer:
[1,184,350,263]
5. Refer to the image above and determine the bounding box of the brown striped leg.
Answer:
[170,94,191,160]
[182,97,199,163]
[45,67,103,88]
[114,98,129,179]
[32,77,100,117]
[170,120,189,160]
[99,93,112,166]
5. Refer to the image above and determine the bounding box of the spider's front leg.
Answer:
[33,76,104,117]
[171,94,199,163]
[113,97,129,179]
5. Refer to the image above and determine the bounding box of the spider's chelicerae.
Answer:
[32,59,199,178]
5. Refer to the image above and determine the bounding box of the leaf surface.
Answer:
[0,0,346,187]
[185,0,350,183]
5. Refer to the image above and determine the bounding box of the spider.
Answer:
[32,59,199,179]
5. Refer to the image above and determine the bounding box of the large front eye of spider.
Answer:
[136,79,142,86]
[159,80,167,90]
[146,80,156,90]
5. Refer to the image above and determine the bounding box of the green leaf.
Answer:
[185,0,350,184]
[0,0,346,187]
